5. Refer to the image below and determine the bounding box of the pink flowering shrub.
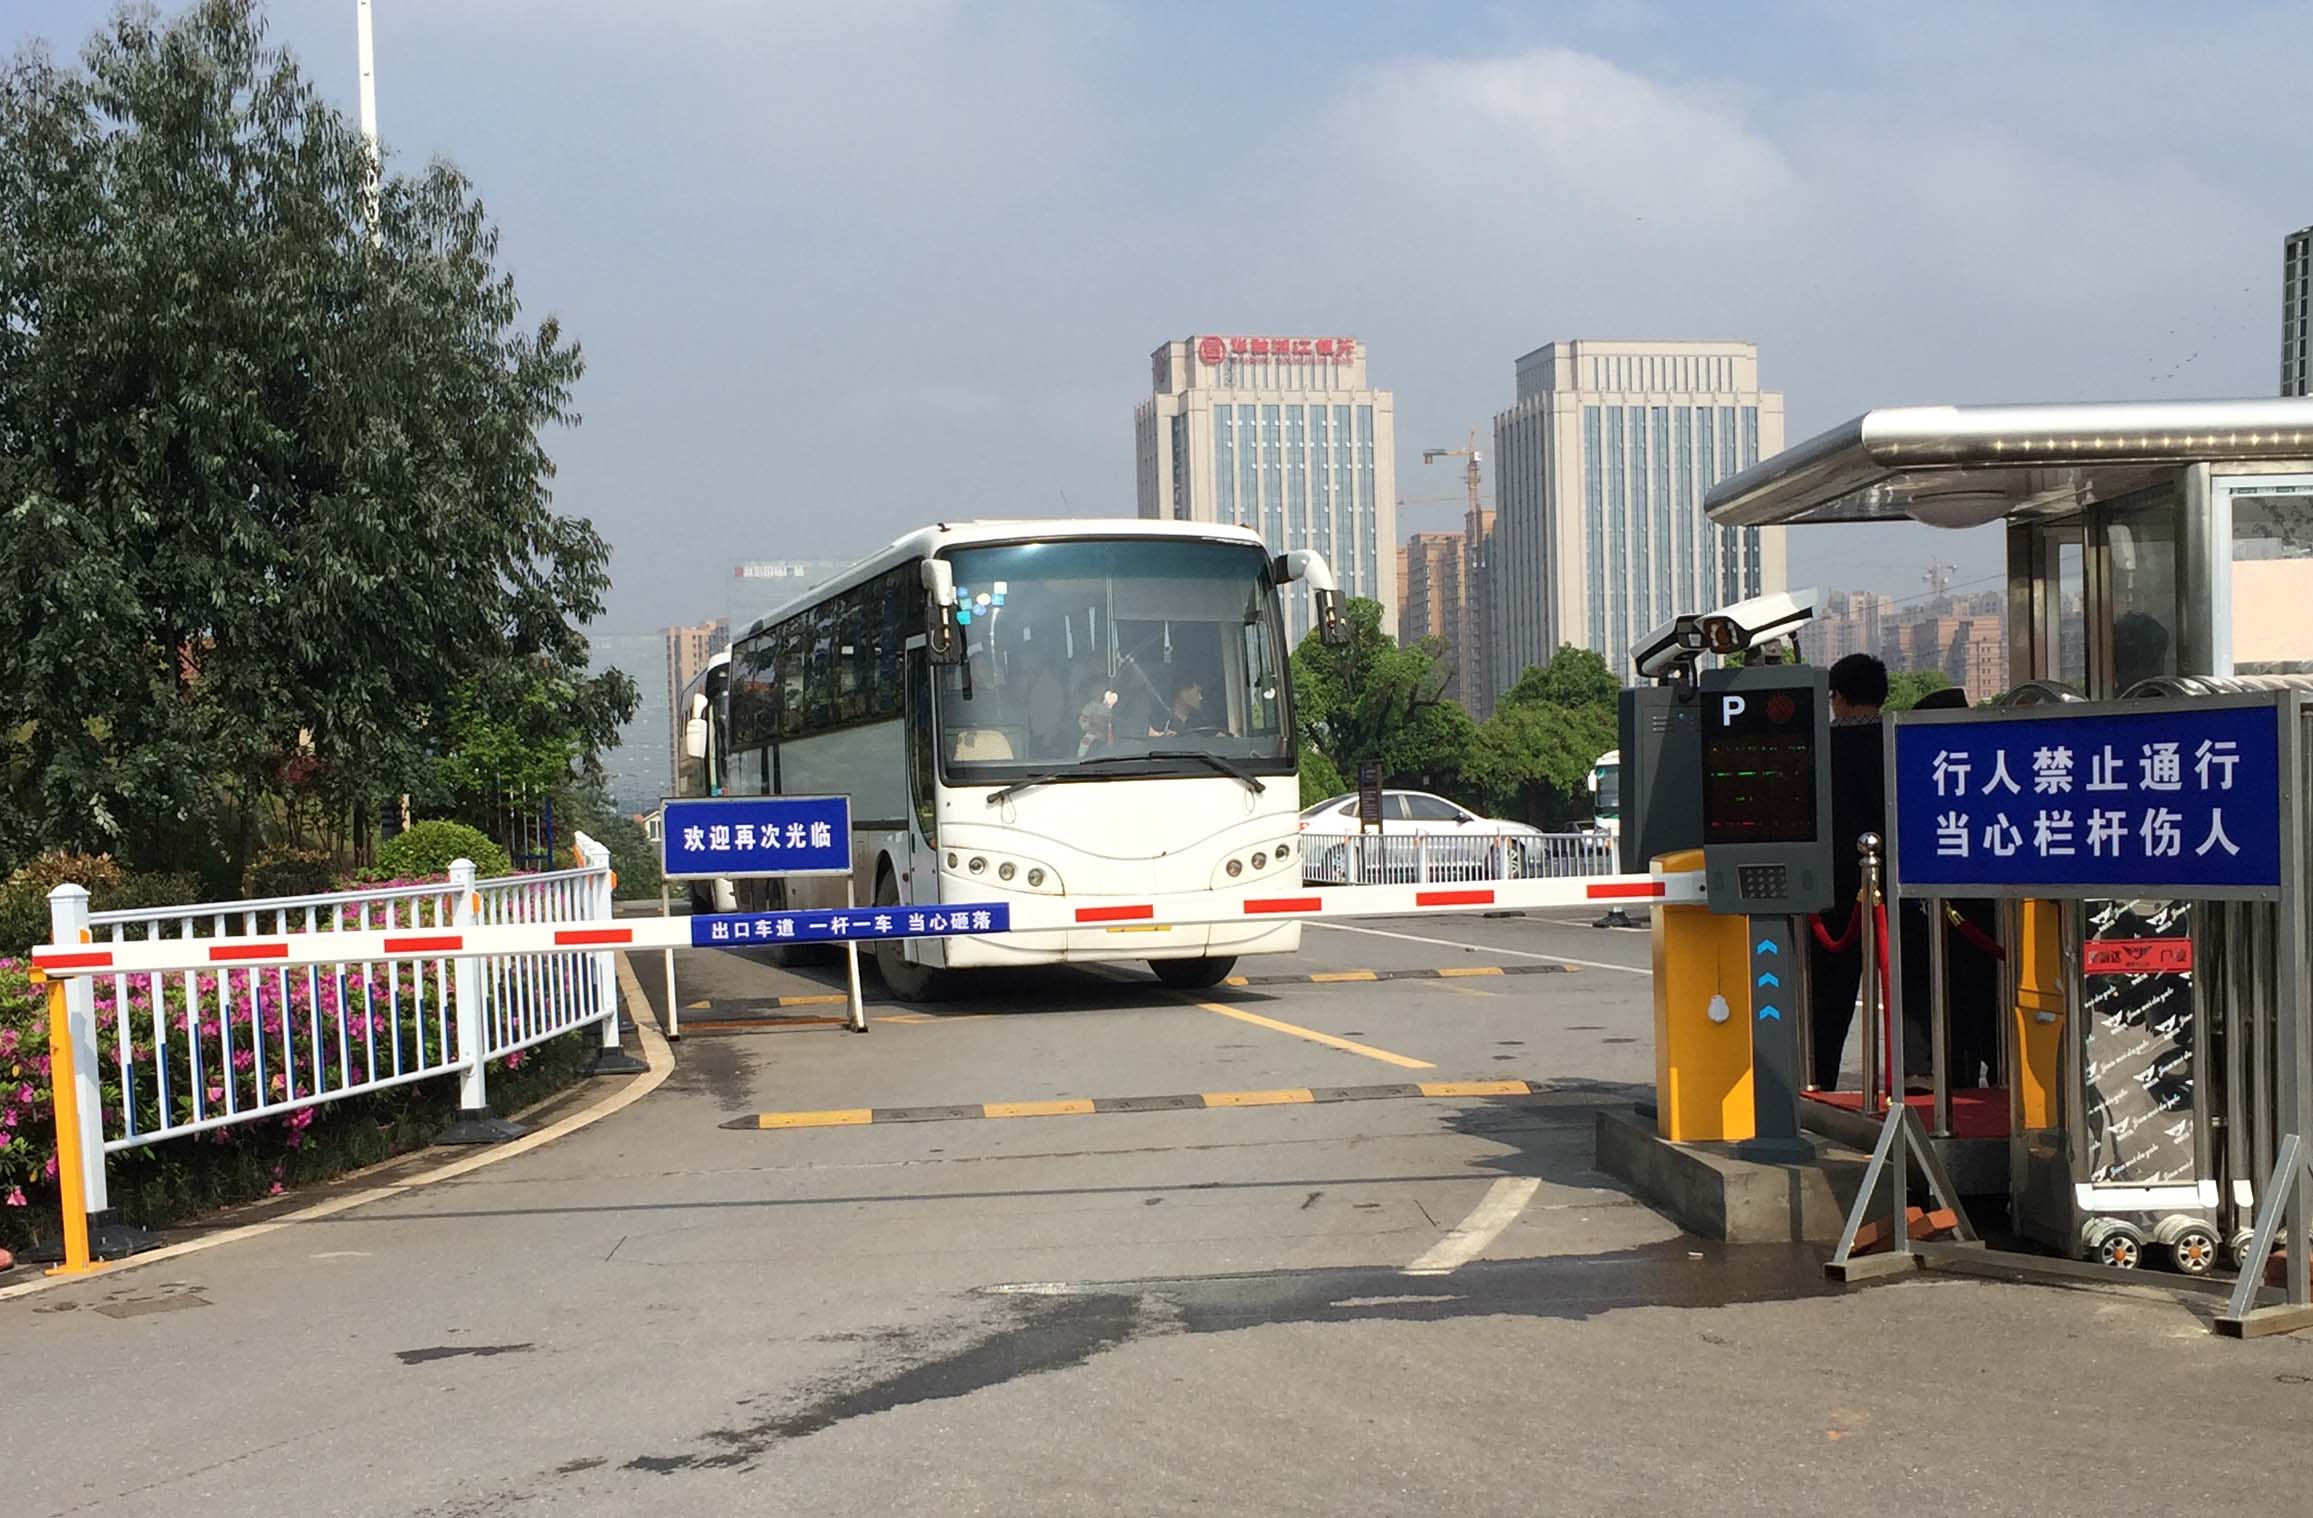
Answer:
[0,918,599,1255]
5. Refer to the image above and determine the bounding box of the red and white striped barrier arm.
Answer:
[30,869,1700,979]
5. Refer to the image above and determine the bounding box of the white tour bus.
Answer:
[717,519,1346,998]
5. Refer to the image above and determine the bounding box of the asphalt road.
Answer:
[6,910,2311,1516]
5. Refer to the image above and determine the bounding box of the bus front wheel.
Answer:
[873,869,950,1002]
[1151,956,1235,990]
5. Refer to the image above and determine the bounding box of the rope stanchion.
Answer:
[1945,905,2007,962]
[1811,901,1861,954]
[1872,900,1895,1102]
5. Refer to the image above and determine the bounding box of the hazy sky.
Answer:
[14,1,2311,634]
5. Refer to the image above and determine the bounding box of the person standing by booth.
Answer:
[1809,653,1888,1089]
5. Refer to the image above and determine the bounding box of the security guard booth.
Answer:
[1703,398,2313,1333]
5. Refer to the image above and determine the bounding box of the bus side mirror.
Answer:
[683,718,709,760]
[1315,587,1349,647]
[921,559,964,666]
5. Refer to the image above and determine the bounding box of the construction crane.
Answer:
[1421,429,1486,525]
[1419,430,1494,718]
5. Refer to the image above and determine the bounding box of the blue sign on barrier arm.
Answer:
[662,795,850,879]
[1890,700,2284,897]
[690,903,1011,948]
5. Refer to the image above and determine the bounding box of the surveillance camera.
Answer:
[1632,613,1708,681]
[1695,588,1817,656]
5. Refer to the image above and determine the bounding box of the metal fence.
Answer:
[1299,829,1619,886]
[47,836,626,1220]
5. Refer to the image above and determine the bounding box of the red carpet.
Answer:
[1805,1087,2010,1140]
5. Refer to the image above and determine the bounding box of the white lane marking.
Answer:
[1310,921,1649,975]
[1404,1176,1543,1276]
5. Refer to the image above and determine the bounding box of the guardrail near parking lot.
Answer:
[1300,830,1618,886]
[29,838,633,1273]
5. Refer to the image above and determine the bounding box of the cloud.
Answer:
[1337,49,1794,232]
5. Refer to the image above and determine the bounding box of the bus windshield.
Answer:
[1594,763,1620,816]
[936,537,1291,780]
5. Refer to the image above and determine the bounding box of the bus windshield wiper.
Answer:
[985,757,1137,806]
[985,750,1263,805]
[1145,750,1264,795]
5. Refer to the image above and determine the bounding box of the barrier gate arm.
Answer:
[27,869,1701,979]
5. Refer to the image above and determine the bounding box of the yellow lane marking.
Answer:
[1221,975,1250,986]
[984,1099,1096,1118]
[1193,1000,1435,1070]
[1309,970,1380,982]
[775,993,850,1008]
[755,1108,872,1129]
[1417,1080,1531,1098]
[1203,1089,1316,1107]
[1437,966,1505,978]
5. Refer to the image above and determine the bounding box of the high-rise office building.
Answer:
[588,633,673,815]
[1397,512,1497,717]
[730,559,850,638]
[1400,530,1463,646]
[1136,335,1398,640]
[1490,340,1787,690]
[2285,226,2311,397]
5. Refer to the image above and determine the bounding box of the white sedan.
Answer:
[1298,790,1550,884]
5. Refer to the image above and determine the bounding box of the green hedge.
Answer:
[374,820,512,882]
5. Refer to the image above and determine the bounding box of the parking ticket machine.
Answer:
[1699,664,1834,1156]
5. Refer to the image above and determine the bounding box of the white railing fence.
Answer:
[47,834,628,1220]
[1300,829,1619,886]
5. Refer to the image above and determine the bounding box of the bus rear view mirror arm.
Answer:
[921,558,965,665]
[1273,550,1352,646]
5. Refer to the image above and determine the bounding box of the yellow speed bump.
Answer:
[1436,966,1505,978]
[754,1108,873,1129]
[983,1099,1096,1119]
[1308,970,1379,982]
[1417,1080,1531,1098]
[1203,1089,1316,1107]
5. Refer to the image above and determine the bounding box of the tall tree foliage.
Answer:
[0,1,630,876]
[1290,599,1473,795]
[1465,645,1619,826]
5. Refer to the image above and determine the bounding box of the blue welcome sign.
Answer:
[662,795,851,879]
[1890,698,2284,898]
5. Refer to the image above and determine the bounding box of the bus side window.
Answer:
[907,646,937,846]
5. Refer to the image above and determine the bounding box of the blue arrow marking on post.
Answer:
[1755,938,1780,955]
[1756,970,1780,988]
[1756,1004,1782,1021]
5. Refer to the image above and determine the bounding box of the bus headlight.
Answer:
[998,862,1016,881]
[1275,842,1291,861]
[1251,851,1267,871]
[969,856,986,874]
[1225,858,1242,877]
[1026,868,1045,888]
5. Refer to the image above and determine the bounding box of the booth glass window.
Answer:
[2102,488,2180,694]
[2218,473,2313,674]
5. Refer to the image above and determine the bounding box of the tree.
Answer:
[0,1,631,878]
[1289,598,1473,794]
[1464,644,1619,825]
[1464,698,1615,827]
[1497,645,1618,717]
[1885,669,1954,712]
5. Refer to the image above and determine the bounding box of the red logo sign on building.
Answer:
[1200,336,1356,364]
